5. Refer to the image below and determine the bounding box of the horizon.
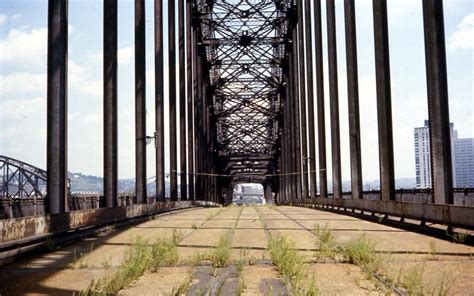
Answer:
[1,0,473,183]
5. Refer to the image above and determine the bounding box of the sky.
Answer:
[0,0,473,184]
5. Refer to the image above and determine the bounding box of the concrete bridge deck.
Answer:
[0,206,473,295]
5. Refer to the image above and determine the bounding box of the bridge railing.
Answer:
[333,188,474,207]
[283,194,474,230]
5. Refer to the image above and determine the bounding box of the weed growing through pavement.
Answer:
[81,232,183,295]
[268,235,319,295]
[428,240,439,260]
[314,224,338,261]
[171,268,194,296]
[342,234,383,274]
[210,232,232,268]
[404,264,425,295]
[451,232,468,244]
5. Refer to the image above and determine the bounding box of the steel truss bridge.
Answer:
[0,0,473,271]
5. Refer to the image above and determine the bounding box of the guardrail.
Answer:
[283,198,474,230]
[0,200,219,246]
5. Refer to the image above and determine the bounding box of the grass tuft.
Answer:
[313,224,338,260]
[210,233,232,268]
[268,235,319,295]
[81,232,182,295]
[342,235,382,274]
[404,264,424,296]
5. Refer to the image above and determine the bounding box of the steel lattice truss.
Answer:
[197,0,291,179]
[0,155,47,199]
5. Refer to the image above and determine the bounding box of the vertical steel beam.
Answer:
[169,0,178,201]
[422,0,453,204]
[304,0,317,199]
[344,0,363,199]
[47,0,68,214]
[135,0,146,204]
[194,33,203,200]
[373,0,395,201]
[297,0,308,198]
[326,0,342,199]
[288,44,296,200]
[292,25,302,200]
[186,0,194,200]
[179,0,187,200]
[103,0,117,208]
[314,0,327,198]
[155,0,165,202]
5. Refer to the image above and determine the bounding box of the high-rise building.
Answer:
[414,120,433,188]
[414,120,473,188]
[453,138,474,187]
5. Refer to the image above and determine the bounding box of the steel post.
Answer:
[288,44,296,200]
[155,0,165,202]
[344,0,363,199]
[186,0,194,200]
[326,0,342,199]
[422,0,453,204]
[169,0,178,201]
[103,0,117,208]
[135,0,146,204]
[297,0,308,198]
[304,0,317,199]
[292,25,302,200]
[373,0,395,201]
[314,0,327,198]
[47,0,68,214]
[179,0,187,200]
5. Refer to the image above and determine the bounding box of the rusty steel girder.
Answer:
[0,155,47,199]
[195,0,292,184]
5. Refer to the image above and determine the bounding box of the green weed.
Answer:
[342,235,382,274]
[404,264,424,296]
[210,233,232,268]
[268,235,319,295]
[313,224,338,260]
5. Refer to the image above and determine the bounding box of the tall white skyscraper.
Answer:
[414,120,434,188]
[414,121,473,188]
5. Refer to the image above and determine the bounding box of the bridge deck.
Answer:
[0,206,473,295]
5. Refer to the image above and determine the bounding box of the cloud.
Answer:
[0,27,47,71]
[0,14,7,26]
[118,46,134,65]
[69,60,103,96]
[449,13,474,50]
[0,72,46,94]
[0,13,21,26]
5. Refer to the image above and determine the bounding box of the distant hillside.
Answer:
[68,172,170,196]
[69,172,416,195]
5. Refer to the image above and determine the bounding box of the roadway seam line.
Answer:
[273,207,405,296]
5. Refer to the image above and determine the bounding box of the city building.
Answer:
[414,120,474,188]
[453,138,474,187]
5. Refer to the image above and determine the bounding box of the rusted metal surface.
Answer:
[373,0,395,201]
[104,0,118,208]
[422,0,453,205]
[284,198,474,229]
[314,0,327,198]
[135,0,147,204]
[47,0,68,214]
[155,0,165,202]
[169,0,178,201]
[304,0,317,199]
[179,0,187,200]
[344,0,363,199]
[326,0,342,199]
[0,201,219,244]
[186,0,194,201]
